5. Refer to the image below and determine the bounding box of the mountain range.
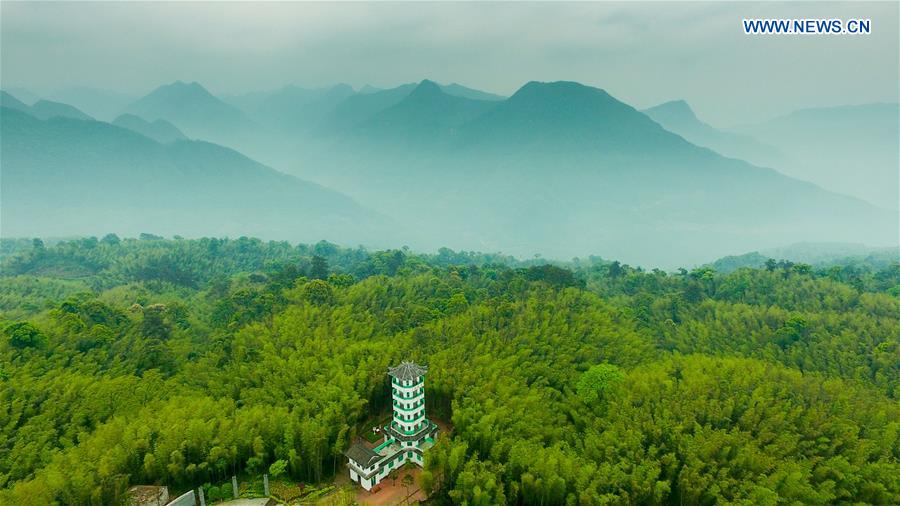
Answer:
[220,81,504,136]
[643,99,899,210]
[2,91,93,121]
[0,106,390,245]
[642,100,782,167]
[42,86,138,121]
[351,80,496,144]
[734,103,900,210]
[112,114,187,144]
[1,81,895,267]
[325,81,895,266]
[121,81,258,147]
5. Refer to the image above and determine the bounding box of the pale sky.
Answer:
[1,1,897,126]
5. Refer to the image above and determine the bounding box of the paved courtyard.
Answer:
[354,467,426,506]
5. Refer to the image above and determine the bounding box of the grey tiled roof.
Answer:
[388,361,428,381]
[344,442,382,468]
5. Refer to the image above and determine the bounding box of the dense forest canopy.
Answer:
[1,236,898,505]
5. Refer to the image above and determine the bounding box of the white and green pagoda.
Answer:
[345,361,438,491]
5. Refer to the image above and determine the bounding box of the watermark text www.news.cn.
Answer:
[743,18,871,35]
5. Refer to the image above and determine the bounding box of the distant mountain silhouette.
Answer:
[317,84,416,133]
[734,103,900,210]
[316,82,503,134]
[1,107,390,245]
[29,100,94,121]
[311,81,894,267]
[457,81,687,153]
[643,100,781,167]
[113,114,187,144]
[0,90,29,112]
[6,79,894,267]
[1,92,94,121]
[353,80,496,142]
[3,87,41,105]
[43,86,138,121]
[123,81,256,145]
[217,81,506,137]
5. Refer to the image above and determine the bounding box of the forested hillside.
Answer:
[1,236,898,504]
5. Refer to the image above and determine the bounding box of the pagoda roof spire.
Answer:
[388,361,427,381]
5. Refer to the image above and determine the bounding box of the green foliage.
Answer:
[588,356,900,504]
[4,321,45,349]
[309,255,329,280]
[0,237,897,505]
[419,469,435,496]
[207,485,221,502]
[303,279,333,305]
[0,276,91,319]
[268,459,287,479]
[449,458,507,505]
[576,363,623,405]
[522,264,583,289]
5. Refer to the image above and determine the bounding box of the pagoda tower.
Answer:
[344,360,438,491]
[387,361,431,440]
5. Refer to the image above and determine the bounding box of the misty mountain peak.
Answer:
[353,79,495,140]
[660,99,693,113]
[492,80,646,125]
[644,99,700,122]
[150,80,216,100]
[512,80,613,101]
[410,79,443,97]
[1,92,94,121]
[391,79,470,108]
[460,80,689,153]
[124,80,253,142]
[501,80,635,120]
